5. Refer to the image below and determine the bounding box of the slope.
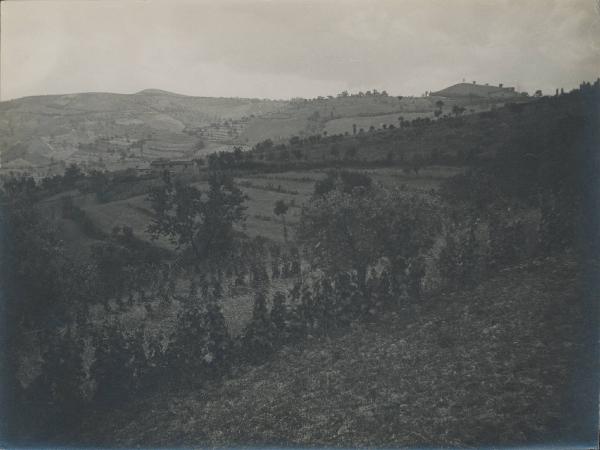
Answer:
[70,253,595,448]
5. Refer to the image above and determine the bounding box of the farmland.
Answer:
[2,82,598,449]
[0,82,519,179]
[64,167,456,248]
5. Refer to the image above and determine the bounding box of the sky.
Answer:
[1,0,599,100]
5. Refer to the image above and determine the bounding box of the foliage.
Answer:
[273,199,290,241]
[298,186,440,291]
[241,292,276,362]
[437,218,484,290]
[90,323,152,407]
[147,170,247,267]
[61,196,106,239]
[90,226,165,307]
[313,170,372,196]
[25,326,87,434]
[74,257,591,448]
[168,283,232,385]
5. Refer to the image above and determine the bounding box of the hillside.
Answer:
[3,82,598,448]
[431,82,523,99]
[0,84,516,173]
[69,254,595,447]
[237,89,583,171]
[17,92,583,260]
[0,90,285,169]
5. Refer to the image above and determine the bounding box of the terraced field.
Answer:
[75,167,459,246]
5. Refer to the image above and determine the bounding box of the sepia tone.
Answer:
[0,0,598,448]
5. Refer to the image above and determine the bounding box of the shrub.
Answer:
[33,327,86,429]
[437,220,484,291]
[90,324,133,407]
[167,283,231,385]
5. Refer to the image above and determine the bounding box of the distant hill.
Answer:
[431,82,523,99]
[0,90,286,170]
[135,88,188,96]
[0,83,520,173]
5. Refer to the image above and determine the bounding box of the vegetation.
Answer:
[1,80,598,447]
[147,170,247,268]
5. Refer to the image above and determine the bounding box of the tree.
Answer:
[233,146,244,161]
[273,199,290,242]
[435,100,444,110]
[313,170,372,197]
[270,291,287,335]
[147,170,247,269]
[452,105,466,117]
[344,146,358,160]
[84,169,109,202]
[242,292,275,362]
[63,163,83,188]
[91,324,132,406]
[298,187,440,291]
[411,154,423,175]
[330,145,340,159]
[0,178,103,439]
[37,326,86,427]
[291,148,303,160]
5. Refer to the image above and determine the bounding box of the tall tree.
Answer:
[147,170,247,269]
[273,199,289,242]
[298,187,440,291]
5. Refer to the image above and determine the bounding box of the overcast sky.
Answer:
[1,0,599,100]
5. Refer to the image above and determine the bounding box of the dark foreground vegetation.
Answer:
[72,255,593,447]
[0,82,599,447]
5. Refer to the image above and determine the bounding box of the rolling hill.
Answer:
[0,84,523,173]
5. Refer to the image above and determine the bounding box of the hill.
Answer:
[0,90,286,170]
[69,255,594,447]
[431,82,523,99]
[3,80,597,448]
[0,84,519,174]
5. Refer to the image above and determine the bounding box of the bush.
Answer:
[437,220,484,291]
[488,213,527,268]
[90,324,133,407]
[28,327,87,432]
[538,191,582,254]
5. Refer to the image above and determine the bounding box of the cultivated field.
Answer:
[73,167,456,247]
